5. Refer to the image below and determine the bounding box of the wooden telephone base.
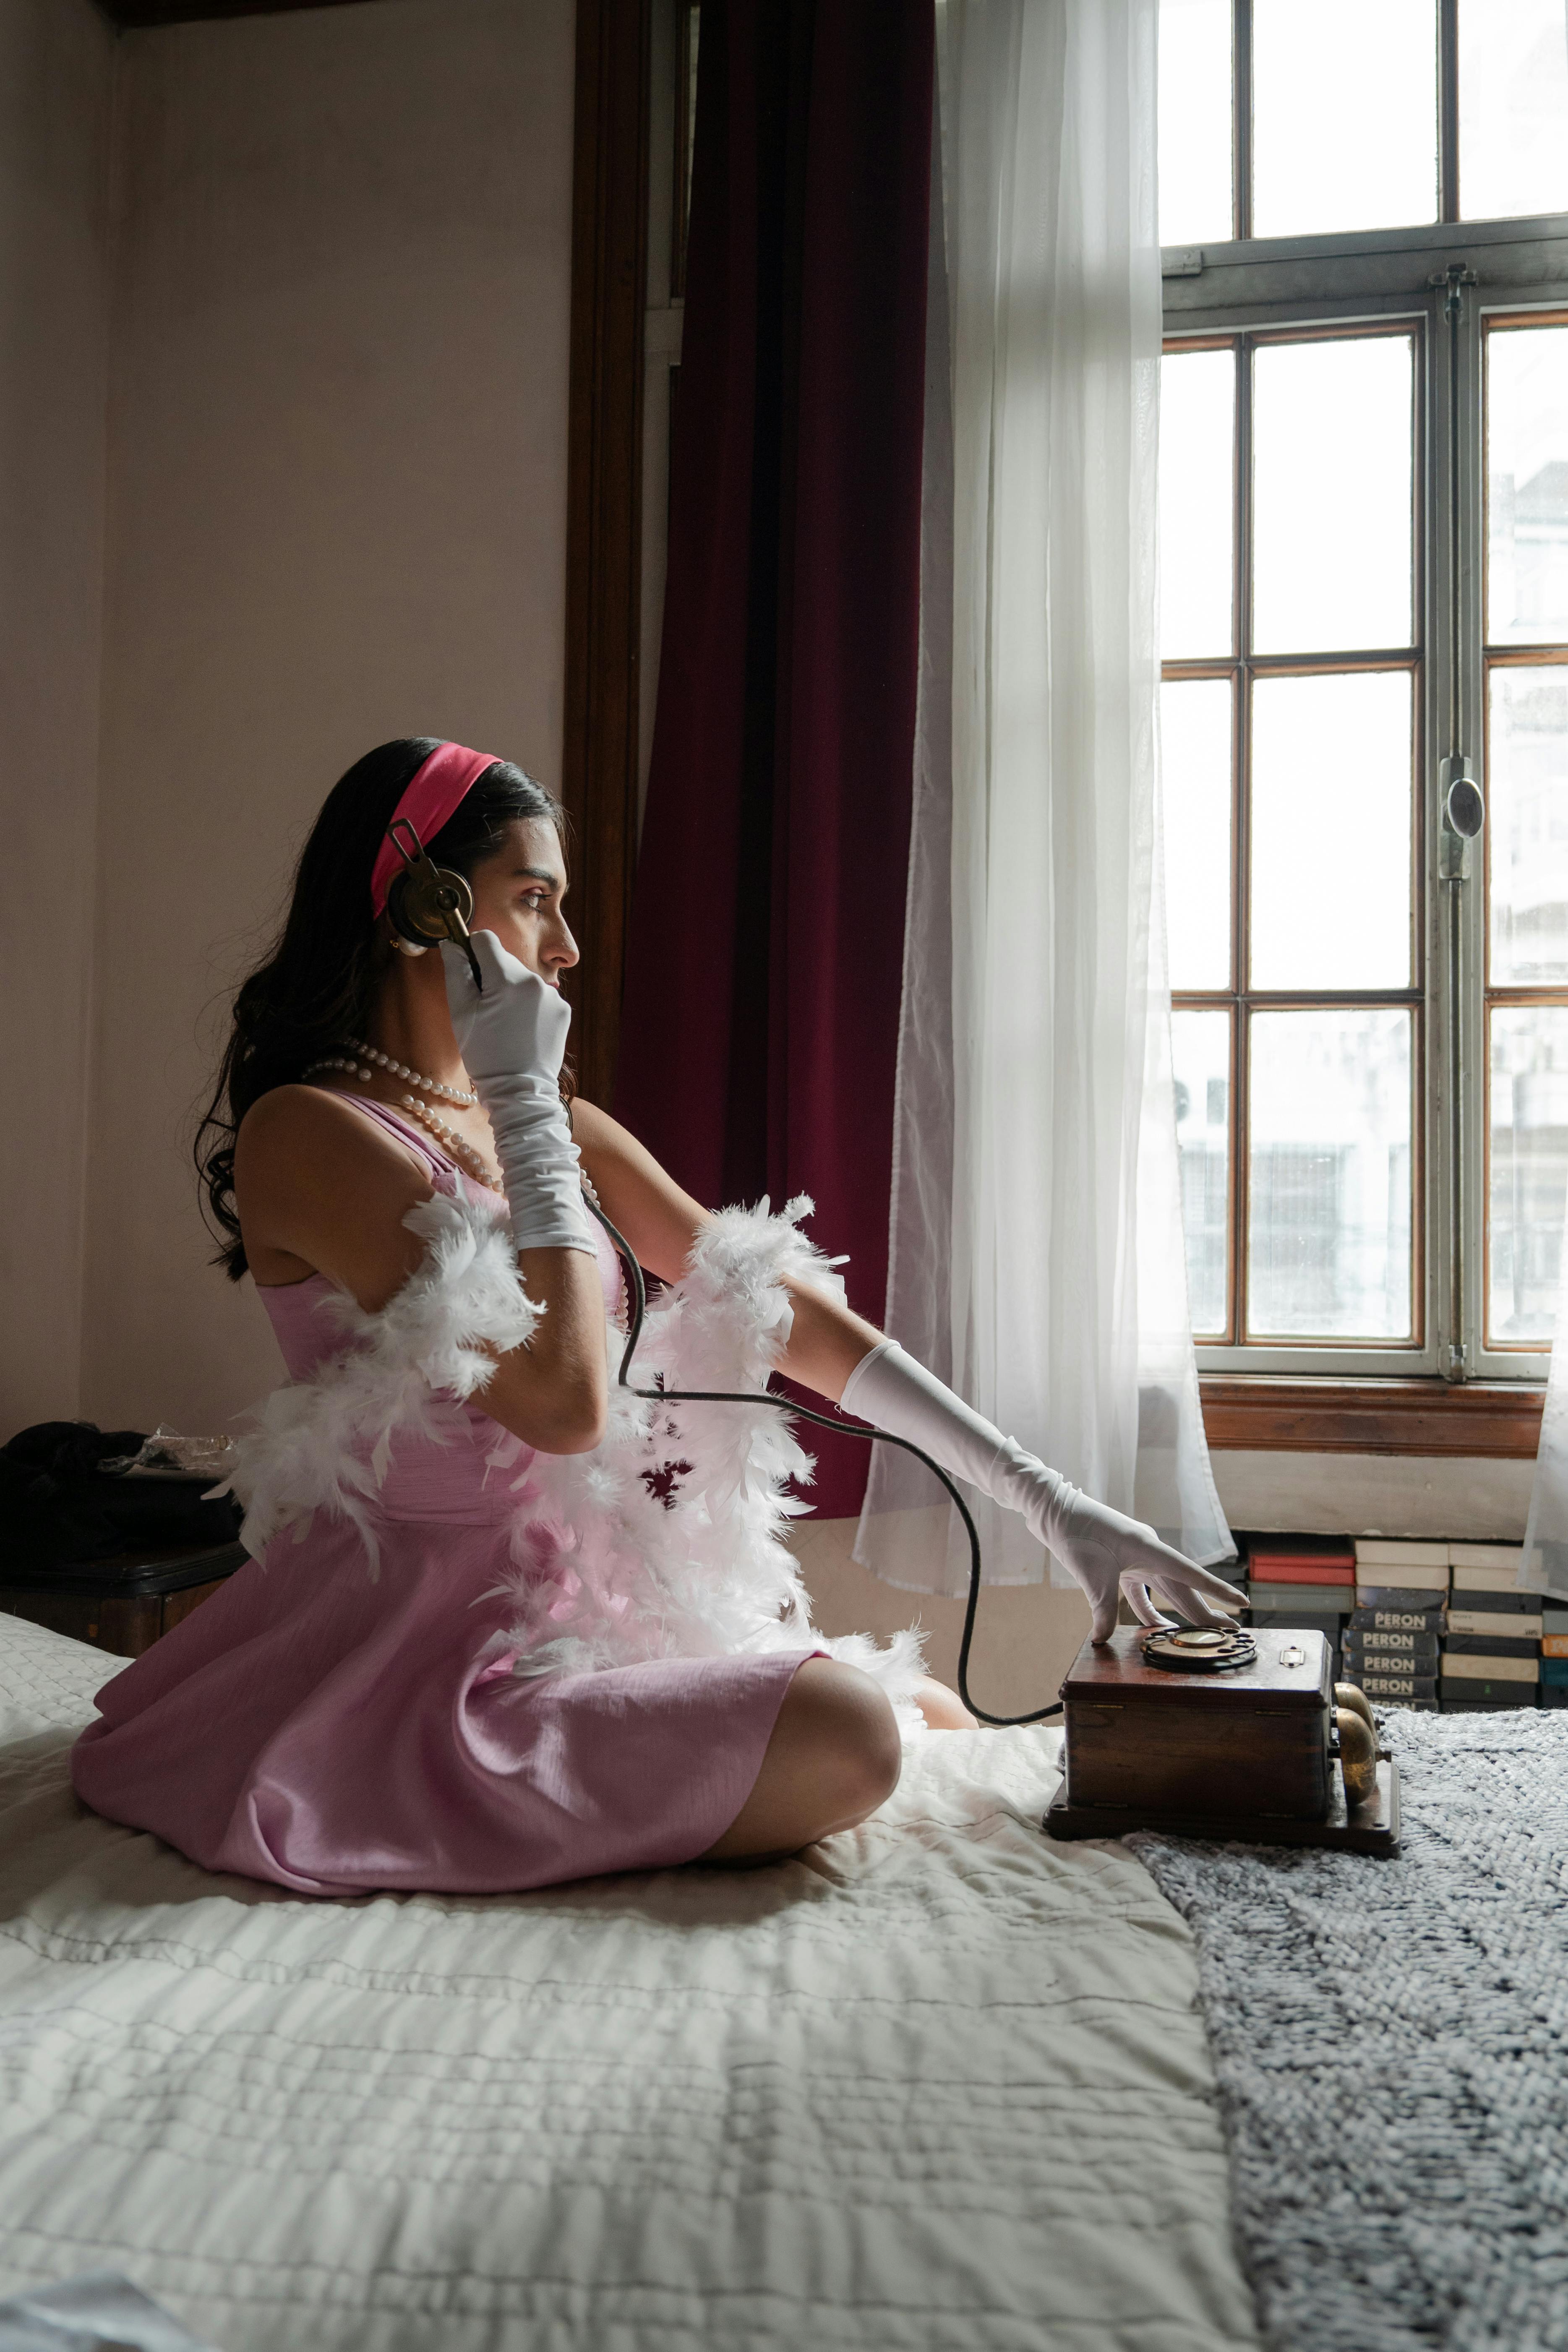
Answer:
[1043,1626,1402,1857]
[1045,1757,1401,1855]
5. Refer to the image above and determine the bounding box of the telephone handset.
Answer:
[384,818,484,991]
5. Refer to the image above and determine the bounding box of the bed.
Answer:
[0,1612,1260,2352]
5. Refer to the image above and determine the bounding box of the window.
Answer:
[1159,0,1568,1381]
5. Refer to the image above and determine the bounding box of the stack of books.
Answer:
[1343,1540,1448,1708]
[1543,1601,1568,1709]
[1244,1540,1355,1671]
[1443,1543,1539,1711]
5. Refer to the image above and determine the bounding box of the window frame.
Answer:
[1165,316,1428,1361]
[1478,305,1568,1360]
[1164,215,1568,1385]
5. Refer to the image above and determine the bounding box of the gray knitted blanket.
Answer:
[1129,1709,1568,2352]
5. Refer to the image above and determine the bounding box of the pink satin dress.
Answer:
[71,1102,817,1894]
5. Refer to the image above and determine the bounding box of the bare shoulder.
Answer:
[237,1083,415,1173]
[236,1086,433,1301]
[236,1085,429,1209]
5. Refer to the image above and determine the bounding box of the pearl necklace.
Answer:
[341,1035,476,1106]
[303,1046,499,1187]
[394,1095,501,1189]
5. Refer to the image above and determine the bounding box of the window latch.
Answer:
[1439,752,1484,879]
[1427,262,1478,321]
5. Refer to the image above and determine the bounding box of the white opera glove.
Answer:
[840,1341,1240,1645]
[440,934,595,1257]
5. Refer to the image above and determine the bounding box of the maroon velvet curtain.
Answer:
[614,0,933,1516]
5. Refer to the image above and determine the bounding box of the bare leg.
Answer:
[697,1658,902,1864]
[912,1675,976,1730]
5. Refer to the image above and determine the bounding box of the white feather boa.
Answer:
[226,1189,927,1728]
[225,1190,540,1569]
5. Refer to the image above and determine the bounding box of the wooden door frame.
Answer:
[562,0,654,1106]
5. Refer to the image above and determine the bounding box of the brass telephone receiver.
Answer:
[384,818,484,991]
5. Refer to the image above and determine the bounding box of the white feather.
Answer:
[225,1189,928,1730]
[222,1188,539,1575]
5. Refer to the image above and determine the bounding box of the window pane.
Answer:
[1250,671,1412,988]
[1252,336,1414,656]
[1489,1005,1568,1344]
[1487,324,1568,649]
[1158,0,1233,247]
[1163,678,1233,988]
[1459,0,1568,223]
[1248,1009,1413,1339]
[1173,1009,1231,1335]
[1252,0,1438,240]
[1160,346,1234,658]
[1489,665,1568,986]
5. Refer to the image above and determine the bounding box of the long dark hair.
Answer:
[197,738,566,1280]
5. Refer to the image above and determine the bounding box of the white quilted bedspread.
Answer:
[0,1614,1260,2352]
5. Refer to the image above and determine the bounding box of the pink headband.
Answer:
[369,741,499,916]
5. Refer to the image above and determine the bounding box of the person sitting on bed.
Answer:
[70,740,1236,1894]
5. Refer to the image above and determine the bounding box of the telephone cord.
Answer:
[582,1194,1063,1729]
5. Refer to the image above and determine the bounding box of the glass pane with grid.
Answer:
[1157,0,1233,247]
[1160,346,1234,660]
[1163,676,1234,990]
[1489,1003,1568,1343]
[1458,0,1568,224]
[1484,314,1568,1350]
[1156,5,1568,1378]
[1251,336,1414,656]
[1161,327,1422,1349]
[1248,1008,1414,1338]
[1173,1008,1232,1335]
[1487,323,1568,651]
[1158,2,1568,245]
[1249,670,1413,990]
[1250,0,1438,240]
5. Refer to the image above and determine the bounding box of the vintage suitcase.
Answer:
[1044,1623,1399,1855]
[0,1541,248,1661]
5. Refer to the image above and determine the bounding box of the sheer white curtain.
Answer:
[1522,1283,1568,1599]
[855,0,1233,1595]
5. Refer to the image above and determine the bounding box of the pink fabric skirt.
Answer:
[71,1411,817,1896]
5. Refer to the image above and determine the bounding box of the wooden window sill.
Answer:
[1199,1377,1545,1458]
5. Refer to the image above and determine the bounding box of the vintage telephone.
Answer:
[383,817,484,991]
[399,823,1400,1853]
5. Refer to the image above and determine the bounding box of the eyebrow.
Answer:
[513,866,565,890]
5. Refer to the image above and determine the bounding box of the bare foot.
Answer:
[912,1674,977,1730]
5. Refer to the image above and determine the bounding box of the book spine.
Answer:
[1343,1638,1440,1666]
[1249,1572,1356,1588]
[1447,1609,1544,1639]
[1443,1693,1540,1710]
[1443,1634,1540,1661]
[1441,1659,1539,1684]
[1354,1584,1451,1606]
